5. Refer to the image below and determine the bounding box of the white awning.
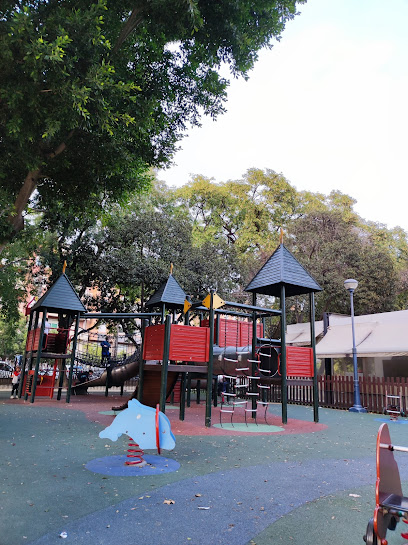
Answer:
[315,323,376,358]
[352,323,408,357]
[286,321,324,345]
[288,310,408,358]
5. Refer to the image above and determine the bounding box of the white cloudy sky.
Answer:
[158,0,408,231]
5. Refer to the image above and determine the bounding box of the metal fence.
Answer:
[269,375,408,414]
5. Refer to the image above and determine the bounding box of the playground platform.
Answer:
[2,390,408,545]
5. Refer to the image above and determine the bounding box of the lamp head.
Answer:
[344,278,358,292]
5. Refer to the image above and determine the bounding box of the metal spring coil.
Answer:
[125,438,145,465]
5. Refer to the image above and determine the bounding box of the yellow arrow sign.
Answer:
[183,299,192,314]
[202,293,225,310]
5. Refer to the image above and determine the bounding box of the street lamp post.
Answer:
[344,279,367,413]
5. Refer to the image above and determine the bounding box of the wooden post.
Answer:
[280,286,287,424]
[205,289,215,427]
[159,315,171,413]
[310,292,319,422]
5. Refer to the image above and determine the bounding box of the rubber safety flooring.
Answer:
[2,391,408,545]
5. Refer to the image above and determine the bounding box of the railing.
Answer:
[268,375,408,413]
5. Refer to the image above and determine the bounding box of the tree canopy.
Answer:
[0,0,305,248]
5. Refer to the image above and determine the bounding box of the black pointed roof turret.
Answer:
[145,274,187,309]
[31,274,87,313]
[245,243,322,297]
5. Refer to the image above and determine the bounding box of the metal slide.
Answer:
[71,354,140,390]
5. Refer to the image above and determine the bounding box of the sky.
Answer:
[158,0,408,232]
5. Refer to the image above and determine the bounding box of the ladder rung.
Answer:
[259,352,271,357]
[224,358,238,362]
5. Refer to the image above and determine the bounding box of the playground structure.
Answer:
[19,241,323,427]
[364,423,408,545]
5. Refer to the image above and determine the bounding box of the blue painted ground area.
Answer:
[86,454,180,476]
[28,457,383,545]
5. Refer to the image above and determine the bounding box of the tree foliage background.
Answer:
[4,168,408,338]
[2,2,408,358]
[0,0,303,247]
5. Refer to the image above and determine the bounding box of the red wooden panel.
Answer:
[218,318,240,347]
[286,346,314,377]
[170,325,209,362]
[143,325,165,360]
[202,318,263,347]
[239,321,264,346]
[25,328,41,351]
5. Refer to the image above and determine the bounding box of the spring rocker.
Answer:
[364,423,408,544]
[99,399,175,467]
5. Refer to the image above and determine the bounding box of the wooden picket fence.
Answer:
[269,375,408,413]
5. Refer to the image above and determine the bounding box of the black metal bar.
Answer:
[205,290,215,427]
[256,337,281,344]
[105,365,110,397]
[159,315,171,413]
[179,373,187,421]
[196,380,201,404]
[56,359,65,400]
[310,292,319,423]
[81,312,161,319]
[19,312,33,398]
[184,296,191,326]
[66,313,80,403]
[251,293,258,417]
[137,319,148,403]
[193,304,281,316]
[280,286,287,424]
[24,311,39,401]
[186,374,191,407]
[215,312,220,345]
[193,306,253,318]
[223,301,281,315]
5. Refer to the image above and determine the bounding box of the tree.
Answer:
[0,314,27,361]
[286,209,398,320]
[176,168,300,256]
[36,181,242,325]
[0,0,305,249]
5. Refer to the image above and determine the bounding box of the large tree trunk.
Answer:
[0,134,73,254]
[0,169,40,254]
